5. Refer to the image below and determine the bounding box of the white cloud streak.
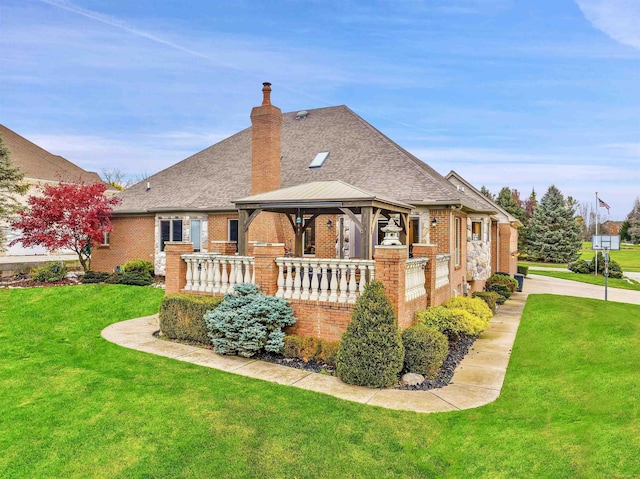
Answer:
[575,0,640,51]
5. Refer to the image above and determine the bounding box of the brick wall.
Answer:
[208,213,238,242]
[286,300,353,342]
[92,215,155,272]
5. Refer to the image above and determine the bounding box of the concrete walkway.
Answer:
[102,294,527,413]
[526,273,640,305]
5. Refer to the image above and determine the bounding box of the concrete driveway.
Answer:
[525,273,640,305]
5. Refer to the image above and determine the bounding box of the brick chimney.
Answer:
[250,82,282,194]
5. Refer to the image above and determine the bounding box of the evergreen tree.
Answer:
[480,185,495,201]
[496,187,528,254]
[524,188,537,220]
[0,136,28,250]
[527,185,582,263]
[619,220,630,242]
[626,197,640,244]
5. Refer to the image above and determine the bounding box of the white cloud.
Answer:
[575,0,640,51]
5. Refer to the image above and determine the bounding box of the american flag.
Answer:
[598,198,610,212]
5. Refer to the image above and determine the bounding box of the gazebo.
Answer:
[233,180,414,259]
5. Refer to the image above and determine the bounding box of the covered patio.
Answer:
[232,180,414,259]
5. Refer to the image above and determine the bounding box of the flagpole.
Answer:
[595,192,598,276]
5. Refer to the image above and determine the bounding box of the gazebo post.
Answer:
[361,206,373,260]
[238,209,249,256]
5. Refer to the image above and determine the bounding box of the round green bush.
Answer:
[416,305,488,339]
[569,259,590,274]
[444,296,493,324]
[31,262,67,282]
[489,283,512,300]
[122,259,155,276]
[472,291,501,311]
[336,281,404,388]
[402,325,448,378]
[486,273,518,293]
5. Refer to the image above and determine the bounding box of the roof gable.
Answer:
[0,124,105,185]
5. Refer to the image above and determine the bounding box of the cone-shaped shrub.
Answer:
[402,324,448,378]
[336,281,404,388]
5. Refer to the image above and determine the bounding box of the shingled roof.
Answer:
[0,124,105,185]
[115,105,485,214]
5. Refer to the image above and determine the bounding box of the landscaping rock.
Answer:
[401,373,425,386]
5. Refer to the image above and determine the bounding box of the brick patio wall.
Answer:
[92,215,155,273]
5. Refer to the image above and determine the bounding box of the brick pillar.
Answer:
[165,242,193,295]
[210,240,237,255]
[374,245,410,328]
[252,243,285,296]
[412,243,438,307]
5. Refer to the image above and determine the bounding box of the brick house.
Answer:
[92,83,519,339]
[0,124,112,256]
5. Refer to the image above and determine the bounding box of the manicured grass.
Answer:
[531,269,640,291]
[518,261,567,269]
[2,286,640,477]
[579,241,640,272]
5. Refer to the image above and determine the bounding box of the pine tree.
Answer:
[480,185,495,201]
[527,185,582,263]
[0,136,28,250]
[626,197,640,244]
[496,187,528,254]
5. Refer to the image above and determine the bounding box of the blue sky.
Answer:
[1,0,638,220]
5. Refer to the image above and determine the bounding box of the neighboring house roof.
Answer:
[115,105,488,214]
[0,124,105,185]
[234,180,413,212]
[445,170,522,226]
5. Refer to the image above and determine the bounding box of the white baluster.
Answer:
[235,258,244,285]
[319,262,329,302]
[276,260,285,298]
[309,262,319,300]
[284,260,293,299]
[358,262,367,294]
[301,261,310,300]
[292,259,302,299]
[184,256,193,291]
[199,257,207,292]
[243,258,251,284]
[213,257,221,293]
[251,259,255,285]
[220,258,229,294]
[338,263,348,303]
[228,258,237,292]
[368,263,375,282]
[348,263,358,303]
[206,257,214,293]
[328,260,339,302]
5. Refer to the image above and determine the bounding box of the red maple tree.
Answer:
[10,182,120,271]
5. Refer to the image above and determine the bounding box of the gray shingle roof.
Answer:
[115,105,477,213]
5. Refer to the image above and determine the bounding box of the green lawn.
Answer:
[1,286,639,478]
[579,242,640,272]
[530,269,640,291]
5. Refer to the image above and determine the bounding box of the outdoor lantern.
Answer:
[296,216,302,224]
[326,219,333,228]
[431,217,437,227]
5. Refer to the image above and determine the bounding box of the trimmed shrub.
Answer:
[31,262,67,282]
[123,259,154,276]
[104,271,154,286]
[486,273,519,293]
[569,259,590,274]
[589,252,624,279]
[517,265,529,276]
[282,335,340,367]
[489,283,512,301]
[81,270,110,283]
[336,281,404,388]
[416,305,488,339]
[472,291,501,311]
[401,325,448,378]
[204,283,295,357]
[444,296,493,324]
[160,294,223,344]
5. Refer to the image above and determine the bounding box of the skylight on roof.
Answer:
[309,151,329,168]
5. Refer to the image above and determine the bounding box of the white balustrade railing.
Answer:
[405,257,428,301]
[275,258,375,304]
[435,254,451,289]
[182,253,255,294]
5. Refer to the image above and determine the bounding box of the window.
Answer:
[190,219,201,252]
[102,232,110,246]
[455,217,462,267]
[228,219,238,243]
[471,220,482,241]
[160,219,183,252]
[410,216,420,244]
[303,218,316,255]
[309,151,329,168]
